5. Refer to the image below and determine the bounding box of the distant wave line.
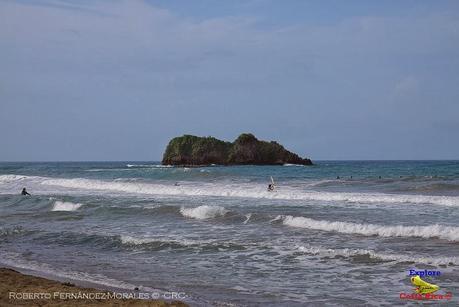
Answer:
[0,174,458,207]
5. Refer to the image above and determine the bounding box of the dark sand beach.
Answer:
[0,268,187,307]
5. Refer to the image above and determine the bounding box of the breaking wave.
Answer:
[0,174,28,183]
[120,235,202,250]
[280,216,459,241]
[295,245,459,266]
[1,175,458,207]
[243,213,252,224]
[0,226,26,238]
[51,201,82,212]
[120,235,244,251]
[180,205,228,220]
[31,229,247,253]
[126,164,173,168]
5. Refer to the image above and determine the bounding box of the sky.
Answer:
[0,0,458,161]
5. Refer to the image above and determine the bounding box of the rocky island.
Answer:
[162,133,312,166]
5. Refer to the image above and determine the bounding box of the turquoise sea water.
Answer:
[0,161,458,305]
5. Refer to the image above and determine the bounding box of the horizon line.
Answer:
[0,159,458,163]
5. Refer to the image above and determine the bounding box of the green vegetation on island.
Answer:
[162,133,312,166]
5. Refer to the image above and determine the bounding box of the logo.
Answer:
[408,269,440,277]
[411,275,438,294]
[399,269,453,301]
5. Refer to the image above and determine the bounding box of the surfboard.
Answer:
[270,176,275,190]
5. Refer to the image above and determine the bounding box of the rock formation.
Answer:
[162,133,312,166]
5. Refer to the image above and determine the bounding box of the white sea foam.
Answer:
[0,174,28,183]
[180,205,228,220]
[42,178,459,206]
[120,235,212,247]
[119,235,179,246]
[126,164,173,168]
[120,235,159,245]
[0,226,25,237]
[269,215,284,223]
[243,213,252,224]
[295,244,459,266]
[86,168,131,172]
[280,215,459,241]
[51,201,82,211]
[1,174,458,207]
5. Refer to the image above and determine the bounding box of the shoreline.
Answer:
[0,267,188,306]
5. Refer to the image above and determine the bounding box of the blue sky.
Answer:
[0,0,458,161]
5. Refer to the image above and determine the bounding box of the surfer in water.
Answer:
[267,176,275,192]
[21,188,30,196]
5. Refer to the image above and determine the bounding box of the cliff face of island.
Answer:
[162,133,312,166]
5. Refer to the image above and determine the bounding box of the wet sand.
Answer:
[0,268,188,306]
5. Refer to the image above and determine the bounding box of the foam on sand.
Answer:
[51,201,83,211]
[280,215,459,241]
[180,205,228,220]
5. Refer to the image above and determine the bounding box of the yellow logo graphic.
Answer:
[411,275,439,294]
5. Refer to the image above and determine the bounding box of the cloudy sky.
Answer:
[1,0,458,161]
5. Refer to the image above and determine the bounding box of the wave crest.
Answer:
[295,245,459,266]
[1,174,458,207]
[126,164,173,168]
[180,205,228,220]
[119,235,245,252]
[280,215,459,241]
[0,226,26,238]
[51,201,82,212]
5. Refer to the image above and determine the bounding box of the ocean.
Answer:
[0,161,458,306]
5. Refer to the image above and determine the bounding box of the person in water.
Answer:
[21,188,30,196]
[267,184,274,192]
